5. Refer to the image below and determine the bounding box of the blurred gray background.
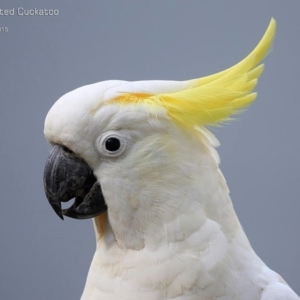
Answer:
[0,1,299,299]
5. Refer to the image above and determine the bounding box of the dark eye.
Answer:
[96,131,129,158]
[105,137,121,152]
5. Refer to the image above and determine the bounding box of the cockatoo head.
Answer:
[44,19,275,249]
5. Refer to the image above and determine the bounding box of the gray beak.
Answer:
[43,145,107,220]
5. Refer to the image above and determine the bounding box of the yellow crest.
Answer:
[111,19,276,129]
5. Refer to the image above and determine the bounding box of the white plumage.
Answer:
[44,19,299,299]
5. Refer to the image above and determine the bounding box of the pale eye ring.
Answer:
[96,131,130,158]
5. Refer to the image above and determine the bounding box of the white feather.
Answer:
[44,80,299,300]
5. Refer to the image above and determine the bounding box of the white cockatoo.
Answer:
[43,19,299,300]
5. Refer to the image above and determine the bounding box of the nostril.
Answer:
[62,146,75,155]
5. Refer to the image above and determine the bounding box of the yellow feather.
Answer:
[111,18,276,129]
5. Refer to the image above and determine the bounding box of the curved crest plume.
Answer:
[111,19,276,129]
